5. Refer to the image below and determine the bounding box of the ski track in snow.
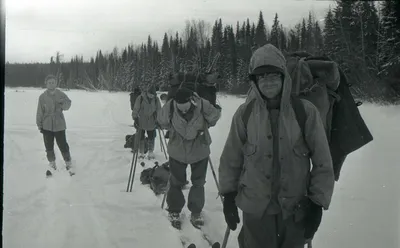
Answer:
[4,87,400,248]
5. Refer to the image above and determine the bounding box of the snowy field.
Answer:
[3,87,400,248]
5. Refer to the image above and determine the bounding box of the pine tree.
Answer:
[255,11,268,47]
[323,8,337,58]
[270,13,280,48]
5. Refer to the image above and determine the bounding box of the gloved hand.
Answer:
[304,199,323,240]
[39,127,43,133]
[214,104,222,110]
[223,191,240,231]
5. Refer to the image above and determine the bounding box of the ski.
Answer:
[174,225,197,248]
[180,237,196,248]
[45,167,75,177]
[191,223,220,248]
[167,213,198,248]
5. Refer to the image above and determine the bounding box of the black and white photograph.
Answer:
[2,0,400,248]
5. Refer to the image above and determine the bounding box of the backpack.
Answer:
[124,133,149,154]
[243,54,373,181]
[139,162,170,195]
[166,72,218,106]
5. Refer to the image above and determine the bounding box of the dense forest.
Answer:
[5,1,400,103]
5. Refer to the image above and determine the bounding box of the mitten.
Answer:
[304,199,323,239]
[223,191,240,231]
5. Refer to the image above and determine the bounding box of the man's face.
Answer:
[176,101,191,114]
[256,73,283,99]
[46,78,57,90]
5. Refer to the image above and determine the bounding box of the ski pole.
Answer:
[127,128,143,192]
[207,157,220,194]
[158,129,165,154]
[207,157,231,248]
[126,146,138,192]
[161,176,170,209]
[126,130,140,192]
[222,227,230,248]
[157,128,168,160]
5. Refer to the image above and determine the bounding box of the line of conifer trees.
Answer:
[5,1,400,103]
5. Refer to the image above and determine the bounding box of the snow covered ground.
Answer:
[3,87,400,248]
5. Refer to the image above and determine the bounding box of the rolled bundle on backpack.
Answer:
[167,72,218,106]
[307,60,340,91]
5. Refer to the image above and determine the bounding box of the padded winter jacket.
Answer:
[157,96,221,164]
[132,93,161,131]
[36,89,71,132]
[218,44,335,220]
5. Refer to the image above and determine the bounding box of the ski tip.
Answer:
[212,242,221,248]
[187,244,196,248]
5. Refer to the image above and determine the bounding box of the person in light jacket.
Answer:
[36,74,72,171]
[219,44,335,248]
[132,86,161,159]
[157,87,221,229]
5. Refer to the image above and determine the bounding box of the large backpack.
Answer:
[124,133,149,153]
[140,161,170,195]
[242,53,373,181]
[166,72,219,106]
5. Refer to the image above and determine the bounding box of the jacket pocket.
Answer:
[239,143,259,190]
[293,136,310,158]
[242,142,257,156]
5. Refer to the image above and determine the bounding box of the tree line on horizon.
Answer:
[5,0,400,103]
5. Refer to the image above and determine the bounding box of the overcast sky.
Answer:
[5,0,334,63]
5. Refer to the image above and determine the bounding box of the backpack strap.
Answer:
[241,99,256,129]
[169,100,175,123]
[291,96,311,154]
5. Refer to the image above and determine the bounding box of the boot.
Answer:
[190,212,204,228]
[65,160,75,176]
[49,161,57,170]
[168,212,182,229]
[65,160,72,170]
[61,151,71,163]
[46,150,56,164]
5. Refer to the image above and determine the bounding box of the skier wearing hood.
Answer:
[36,74,73,173]
[131,86,161,160]
[157,87,221,229]
[219,44,335,248]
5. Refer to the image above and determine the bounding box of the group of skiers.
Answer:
[127,44,335,248]
[36,43,371,248]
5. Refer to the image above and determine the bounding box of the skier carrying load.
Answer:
[219,44,335,248]
[36,74,74,175]
[131,85,161,160]
[157,87,221,229]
